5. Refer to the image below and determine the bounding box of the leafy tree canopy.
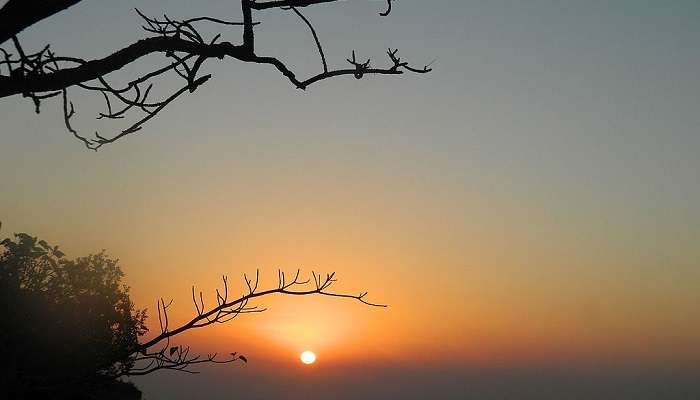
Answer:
[0,232,147,398]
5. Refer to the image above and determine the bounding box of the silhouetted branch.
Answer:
[0,0,431,149]
[288,6,328,73]
[0,0,83,45]
[379,0,394,17]
[249,0,338,10]
[123,269,384,376]
[127,348,243,376]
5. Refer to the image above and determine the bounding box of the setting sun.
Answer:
[300,351,317,365]
[4,0,700,399]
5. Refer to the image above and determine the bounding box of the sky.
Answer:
[1,0,700,398]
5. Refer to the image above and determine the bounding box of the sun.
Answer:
[300,350,316,365]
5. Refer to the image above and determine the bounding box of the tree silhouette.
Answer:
[0,0,430,150]
[0,232,383,398]
[0,233,147,398]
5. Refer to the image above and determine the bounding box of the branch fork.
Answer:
[0,0,432,149]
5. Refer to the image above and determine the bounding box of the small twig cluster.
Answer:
[0,38,61,113]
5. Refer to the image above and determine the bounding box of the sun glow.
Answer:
[300,350,316,365]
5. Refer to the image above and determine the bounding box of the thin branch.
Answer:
[112,269,382,376]
[139,270,385,353]
[289,6,327,73]
[380,0,394,17]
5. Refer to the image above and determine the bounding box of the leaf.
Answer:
[17,233,33,242]
[53,246,65,258]
[170,347,178,356]
[238,355,247,363]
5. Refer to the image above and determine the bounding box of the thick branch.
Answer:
[0,0,82,45]
[250,0,338,11]
[242,0,255,49]
[1,38,429,98]
[0,37,246,98]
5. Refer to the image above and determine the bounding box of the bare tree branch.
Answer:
[0,0,83,45]
[116,269,383,376]
[380,0,395,17]
[0,1,432,149]
[288,6,328,73]
[249,0,339,10]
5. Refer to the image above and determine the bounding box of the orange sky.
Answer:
[1,2,700,395]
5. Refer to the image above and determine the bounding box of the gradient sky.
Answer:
[1,0,699,398]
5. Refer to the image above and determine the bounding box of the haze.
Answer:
[1,1,699,398]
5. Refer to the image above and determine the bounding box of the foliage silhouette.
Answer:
[0,232,146,398]
[0,231,384,398]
